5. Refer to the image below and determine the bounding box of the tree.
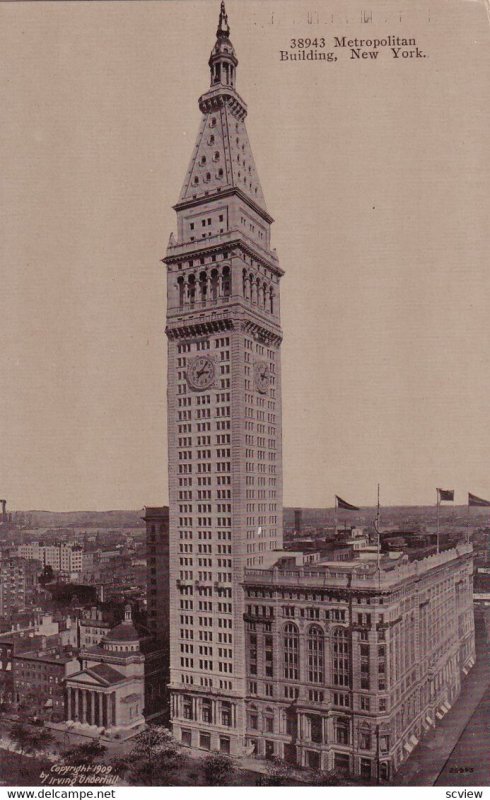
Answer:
[10,723,53,758]
[307,769,366,787]
[18,690,48,719]
[257,758,294,786]
[202,753,235,786]
[62,739,107,767]
[9,723,54,782]
[113,725,181,786]
[39,565,54,586]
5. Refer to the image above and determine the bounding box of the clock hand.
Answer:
[197,366,210,378]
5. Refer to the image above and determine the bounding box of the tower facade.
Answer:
[164,3,284,754]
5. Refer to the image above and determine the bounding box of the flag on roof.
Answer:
[437,488,454,502]
[468,492,490,507]
[336,496,359,511]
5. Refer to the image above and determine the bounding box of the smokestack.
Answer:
[1,500,6,524]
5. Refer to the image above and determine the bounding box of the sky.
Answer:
[0,0,489,511]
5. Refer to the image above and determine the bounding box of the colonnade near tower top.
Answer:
[175,265,275,314]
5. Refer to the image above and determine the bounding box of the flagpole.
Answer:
[436,489,440,554]
[466,496,470,545]
[376,483,381,573]
[334,495,338,538]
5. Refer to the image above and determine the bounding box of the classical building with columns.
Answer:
[64,605,165,738]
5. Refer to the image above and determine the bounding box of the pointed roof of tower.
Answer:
[177,2,268,216]
[217,1,230,38]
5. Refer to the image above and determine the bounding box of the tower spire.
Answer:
[217,1,230,38]
[209,0,237,89]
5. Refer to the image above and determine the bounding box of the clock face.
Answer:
[186,355,216,391]
[254,360,270,393]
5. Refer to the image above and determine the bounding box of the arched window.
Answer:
[211,268,219,302]
[222,266,231,297]
[332,627,350,688]
[269,289,274,314]
[242,269,249,299]
[250,273,256,304]
[307,625,324,684]
[188,274,196,305]
[177,276,184,307]
[283,622,299,680]
[199,271,208,303]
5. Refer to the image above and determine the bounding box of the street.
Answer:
[396,606,490,786]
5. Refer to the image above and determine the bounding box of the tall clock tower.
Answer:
[164,2,284,754]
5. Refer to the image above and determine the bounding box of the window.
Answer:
[219,736,230,754]
[360,696,371,711]
[202,699,212,723]
[183,697,193,720]
[333,628,350,687]
[284,622,299,680]
[334,752,350,775]
[359,727,372,750]
[221,701,232,727]
[360,758,372,780]
[199,732,211,750]
[265,740,275,760]
[307,624,324,684]
[335,719,350,745]
[310,715,323,744]
[181,729,192,747]
[379,762,390,781]
[248,710,258,730]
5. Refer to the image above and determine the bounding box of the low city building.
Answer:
[0,557,42,616]
[79,606,114,649]
[13,644,79,721]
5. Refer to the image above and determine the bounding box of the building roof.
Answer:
[87,663,126,685]
[105,621,140,642]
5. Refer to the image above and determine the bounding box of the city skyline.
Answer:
[1,0,489,511]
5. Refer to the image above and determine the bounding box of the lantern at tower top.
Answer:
[209,1,238,89]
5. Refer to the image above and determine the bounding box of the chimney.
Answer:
[1,500,6,524]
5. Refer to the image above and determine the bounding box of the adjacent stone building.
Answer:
[238,545,475,779]
[143,506,170,645]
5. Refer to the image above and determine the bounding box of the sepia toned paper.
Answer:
[0,0,489,790]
